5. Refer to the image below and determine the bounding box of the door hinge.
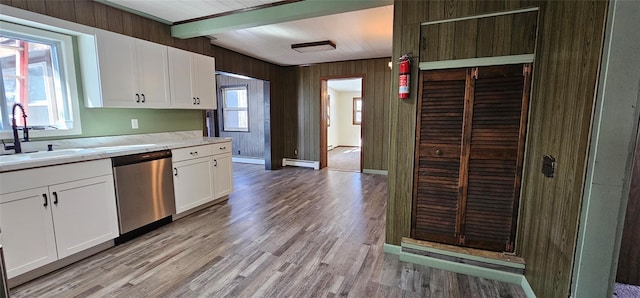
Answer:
[471,67,478,79]
[458,235,466,245]
[523,64,532,76]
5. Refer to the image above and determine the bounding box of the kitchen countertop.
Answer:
[0,137,231,173]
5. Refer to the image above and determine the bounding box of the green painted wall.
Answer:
[79,107,203,138]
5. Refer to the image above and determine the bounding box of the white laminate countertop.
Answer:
[0,137,231,173]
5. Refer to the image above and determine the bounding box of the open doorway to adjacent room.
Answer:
[321,77,363,172]
[206,72,271,169]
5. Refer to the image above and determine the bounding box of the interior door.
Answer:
[412,68,467,245]
[412,63,531,252]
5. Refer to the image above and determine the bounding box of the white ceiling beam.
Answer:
[171,0,393,39]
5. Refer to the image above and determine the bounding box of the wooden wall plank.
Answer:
[388,1,608,297]
[73,0,96,28]
[422,11,537,63]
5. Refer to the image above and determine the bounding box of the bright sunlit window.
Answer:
[0,21,81,137]
[353,97,362,125]
[221,85,249,132]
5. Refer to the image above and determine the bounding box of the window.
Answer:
[221,86,249,132]
[0,21,81,137]
[353,97,362,125]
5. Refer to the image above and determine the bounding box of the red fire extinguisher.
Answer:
[399,54,410,99]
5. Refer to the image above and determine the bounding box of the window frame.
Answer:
[0,20,82,139]
[221,85,249,132]
[353,97,362,125]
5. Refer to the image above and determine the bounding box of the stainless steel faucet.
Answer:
[4,103,29,153]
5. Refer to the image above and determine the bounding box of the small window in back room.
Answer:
[353,97,362,125]
[221,85,249,132]
[0,21,81,137]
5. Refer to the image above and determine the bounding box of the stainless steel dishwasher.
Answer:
[112,150,176,235]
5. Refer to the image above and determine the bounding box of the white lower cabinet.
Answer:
[0,160,119,278]
[172,142,233,214]
[173,157,215,214]
[49,176,119,259]
[213,153,233,198]
[0,187,57,278]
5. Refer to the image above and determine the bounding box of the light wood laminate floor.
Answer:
[11,163,525,297]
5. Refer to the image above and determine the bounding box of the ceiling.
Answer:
[328,78,362,93]
[98,0,394,66]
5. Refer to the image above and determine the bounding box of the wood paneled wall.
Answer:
[617,125,640,285]
[216,75,265,159]
[387,1,608,297]
[421,10,537,61]
[285,58,391,171]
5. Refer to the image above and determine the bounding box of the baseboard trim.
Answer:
[521,276,537,298]
[392,241,536,297]
[399,252,523,285]
[384,243,401,255]
[232,157,265,165]
[363,169,388,175]
[282,158,319,170]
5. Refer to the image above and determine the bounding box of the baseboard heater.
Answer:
[282,158,319,170]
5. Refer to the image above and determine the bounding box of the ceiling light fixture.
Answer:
[291,40,336,53]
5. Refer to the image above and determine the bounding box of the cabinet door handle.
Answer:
[214,159,217,167]
[174,167,178,176]
[190,151,198,155]
[219,146,226,150]
[196,97,200,104]
[52,191,58,205]
[193,97,196,104]
[141,94,146,103]
[43,194,48,207]
[135,94,140,103]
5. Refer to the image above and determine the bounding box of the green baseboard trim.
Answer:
[399,251,523,285]
[402,242,525,269]
[520,276,537,298]
[383,243,401,255]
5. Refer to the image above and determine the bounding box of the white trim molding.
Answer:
[419,54,535,71]
[232,157,265,165]
[282,158,320,170]
[422,7,539,26]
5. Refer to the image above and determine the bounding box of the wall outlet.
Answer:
[131,119,139,129]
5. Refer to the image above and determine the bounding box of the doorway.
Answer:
[320,77,363,172]
[207,72,272,170]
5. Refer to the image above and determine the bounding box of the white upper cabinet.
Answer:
[89,29,170,108]
[168,47,217,109]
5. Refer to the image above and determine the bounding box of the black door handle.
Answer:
[141,94,146,103]
[43,194,48,207]
[136,94,140,103]
[174,167,178,176]
[214,159,217,167]
[52,191,58,205]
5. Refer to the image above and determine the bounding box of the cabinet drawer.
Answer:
[212,142,232,155]
[172,145,214,162]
